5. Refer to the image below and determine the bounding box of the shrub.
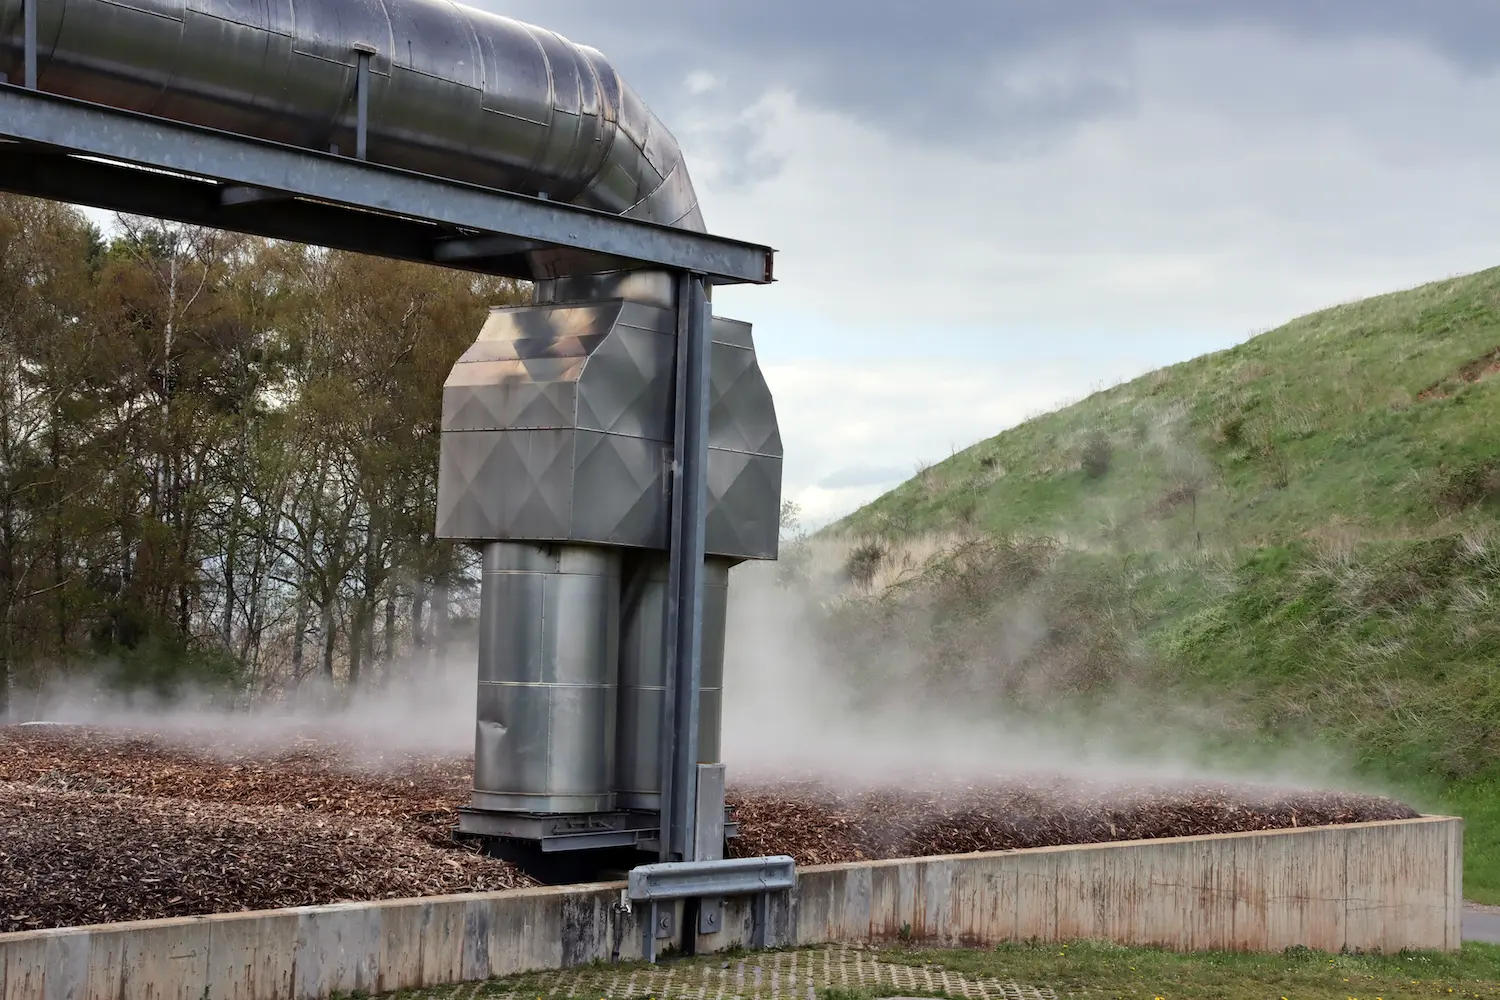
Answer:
[1214,413,1245,446]
[1081,432,1113,479]
[952,490,981,527]
[843,539,887,589]
[93,637,242,705]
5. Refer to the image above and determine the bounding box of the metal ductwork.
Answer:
[0,0,703,230]
[0,0,784,873]
[436,275,782,559]
[439,271,781,858]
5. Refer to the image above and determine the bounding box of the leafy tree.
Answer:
[0,195,528,713]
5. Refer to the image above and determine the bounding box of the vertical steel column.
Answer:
[657,273,712,862]
[354,44,374,160]
[655,281,686,862]
[22,0,37,89]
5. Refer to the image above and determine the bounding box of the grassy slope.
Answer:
[886,942,1500,1000]
[838,266,1500,901]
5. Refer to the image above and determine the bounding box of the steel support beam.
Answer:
[659,274,713,862]
[433,233,547,261]
[0,149,536,277]
[219,184,289,207]
[0,86,774,284]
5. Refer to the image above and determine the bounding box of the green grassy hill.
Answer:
[823,265,1500,901]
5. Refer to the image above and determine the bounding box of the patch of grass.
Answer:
[382,944,1500,1000]
[883,941,1500,1000]
[1438,773,1500,905]
[844,266,1500,548]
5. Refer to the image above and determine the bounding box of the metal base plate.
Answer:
[456,806,737,854]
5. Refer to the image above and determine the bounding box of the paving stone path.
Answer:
[385,946,1058,1000]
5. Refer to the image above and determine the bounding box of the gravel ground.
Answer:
[0,724,1420,932]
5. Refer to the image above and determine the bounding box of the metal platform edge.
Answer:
[0,84,775,285]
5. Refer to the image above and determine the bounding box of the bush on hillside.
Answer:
[1213,413,1246,446]
[1081,432,1113,479]
[1429,458,1500,515]
[843,539,887,589]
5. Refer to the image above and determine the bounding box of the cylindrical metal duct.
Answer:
[473,542,621,814]
[0,0,703,229]
[616,555,730,812]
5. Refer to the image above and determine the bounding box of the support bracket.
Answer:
[353,43,375,161]
[693,763,728,932]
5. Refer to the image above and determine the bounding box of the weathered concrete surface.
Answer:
[784,817,1462,954]
[0,817,1461,1000]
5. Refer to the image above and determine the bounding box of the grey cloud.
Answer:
[484,1,1500,157]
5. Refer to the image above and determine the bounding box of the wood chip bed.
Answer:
[0,725,1418,932]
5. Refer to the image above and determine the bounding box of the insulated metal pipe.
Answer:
[617,555,730,812]
[0,0,703,228]
[472,542,621,814]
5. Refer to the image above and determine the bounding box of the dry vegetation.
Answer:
[0,724,1417,932]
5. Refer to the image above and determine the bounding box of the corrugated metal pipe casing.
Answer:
[436,286,782,559]
[439,275,781,815]
[473,542,620,813]
[0,0,703,230]
[616,555,729,811]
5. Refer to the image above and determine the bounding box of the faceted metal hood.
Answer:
[436,295,782,561]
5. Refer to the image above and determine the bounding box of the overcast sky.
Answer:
[493,3,1500,524]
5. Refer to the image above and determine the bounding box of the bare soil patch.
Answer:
[1418,346,1500,400]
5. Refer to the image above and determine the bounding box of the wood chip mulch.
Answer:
[0,783,529,933]
[0,725,1420,933]
[0,724,473,846]
[726,775,1420,866]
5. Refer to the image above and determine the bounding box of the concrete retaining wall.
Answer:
[0,816,1462,1000]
